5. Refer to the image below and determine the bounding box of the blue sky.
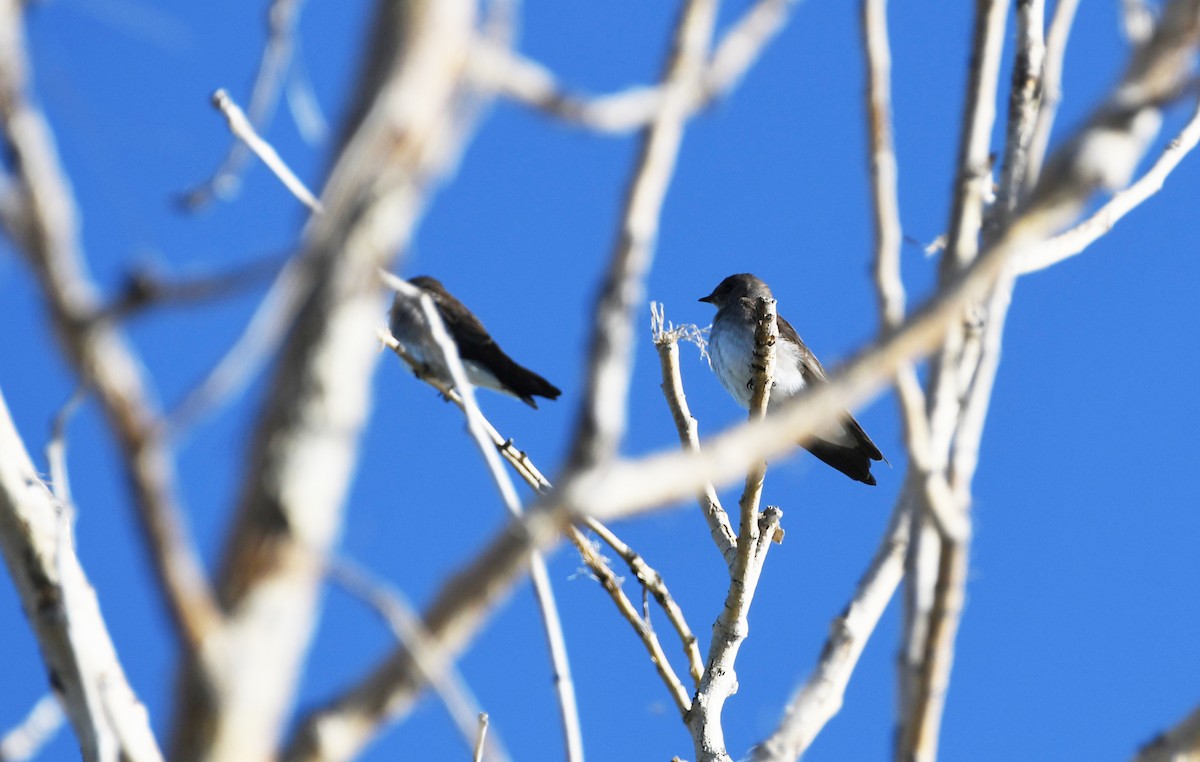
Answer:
[2,1,1199,760]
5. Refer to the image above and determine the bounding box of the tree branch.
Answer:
[0,390,163,762]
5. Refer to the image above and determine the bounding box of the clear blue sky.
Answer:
[2,1,1199,760]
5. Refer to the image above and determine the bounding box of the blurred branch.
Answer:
[171,0,483,759]
[566,0,719,470]
[0,390,163,762]
[164,253,314,439]
[326,557,510,762]
[1027,0,1081,182]
[1133,704,1200,762]
[0,0,222,652]
[180,0,311,209]
[0,694,64,762]
[473,714,490,762]
[478,0,795,133]
[898,1,1009,757]
[752,480,914,759]
[1018,94,1200,275]
[651,303,737,565]
[101,254,285,321]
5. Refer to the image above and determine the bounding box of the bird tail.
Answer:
[494,355,562,408]
[801,415,884,485]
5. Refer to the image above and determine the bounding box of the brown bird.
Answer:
[389,276,561,408]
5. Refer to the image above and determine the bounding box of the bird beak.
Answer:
[698,292,715,304]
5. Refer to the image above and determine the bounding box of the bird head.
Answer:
[699,273,772,308]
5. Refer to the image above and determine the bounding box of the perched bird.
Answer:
[700,273,884,485]
[389,275,561,408]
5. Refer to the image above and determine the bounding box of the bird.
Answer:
[389,275,562,408]
[699,273,884,485]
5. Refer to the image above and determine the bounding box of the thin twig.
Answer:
[397,275,585,762]
[381,303,704,714]
[651,303,737,565]
[180,0,310,209]
[0,695,64,762]
[752,481,914,759]
[565,0,720,470]
[1019,94,1200,275]
[478,0,795,134]
[327,557,509,762]
[208,88,324,214]
[582,516,705,688]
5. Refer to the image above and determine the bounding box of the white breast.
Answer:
[709,319,807,409]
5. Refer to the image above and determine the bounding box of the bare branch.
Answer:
[861,0,933,468]
[1134,704,1200,762]
[566,524,693,715]
[1018,94,1200,275]
[0,695,64,762]
[478,0,796,133]
[1027,0,1082,181]
[401,276,584,762]
[651,303,737,564]
[752,482,913,759]
[208,88,324,214]
[582,516,705,689]
[0,390,163,762]
[0,0,222,652]
[687,296,778,762]
[171,1,482,758]
[180,0,310,209]
[566,0,720,470]
[326,557,509,762]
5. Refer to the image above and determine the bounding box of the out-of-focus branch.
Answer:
[1133,704,1200,762]
[651,303,737,565]
[565,0,719,470]
[897,2,1009,757]
[180,0,310,209]
[1027,0,1081,181]
[687,296,778,762]
[477,0,795,134]
[0,694,64,762]
[170,1,481,759]
[326,557,510,762]
[1018,94,1200,275]
[752,480,914,760]
[861,0,932,469]
[0,0,222,652]
[0,391,163,762]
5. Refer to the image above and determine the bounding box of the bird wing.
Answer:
[777,315,883,462]
[427,287,562,407]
